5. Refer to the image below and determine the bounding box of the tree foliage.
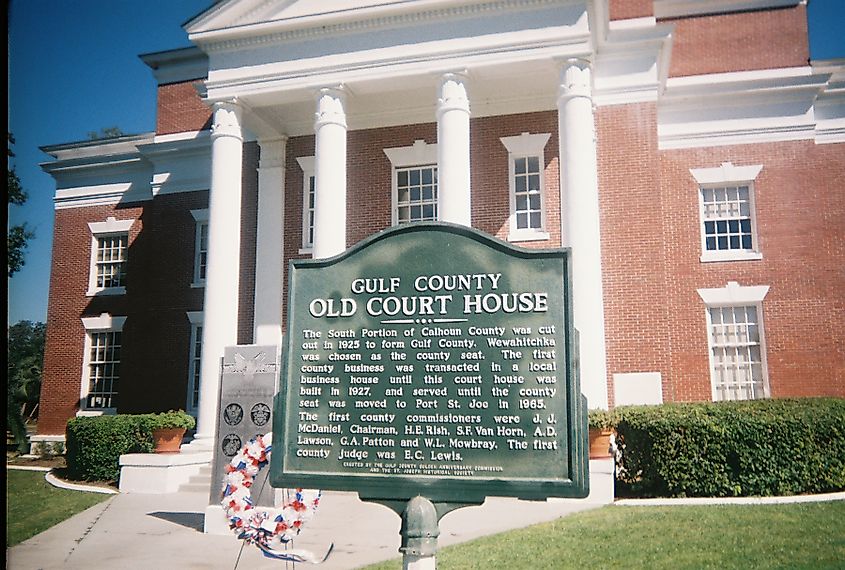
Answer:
[87,126,125,140]
[7,132,34,277]
[7,321,46,453]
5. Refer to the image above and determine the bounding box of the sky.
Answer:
[7,0,845,326]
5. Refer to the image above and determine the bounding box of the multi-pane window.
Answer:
[513,156,542,230]
[190,209,209,286]
[708,305,766,401]
[701,186,753,252]
[296,156,316,252]
[304,175,316,248]
[195,222,209,283]
[396,166,438,224]
[95,235,128,289]
[187,324,202,413]
[86,331,121,409]
[691,162,762,262]
[87,218,133,295]
[500,132,550,241]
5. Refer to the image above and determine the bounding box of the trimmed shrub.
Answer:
[141,409,196,431]
[588,408,618,430]
[65,415,154,481]
[615,398,845,498]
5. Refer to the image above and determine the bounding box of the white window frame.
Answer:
[384,140,439,226]
[191,209,209,287]
[697,282,771,401]
[500,132,551,242]
[79,312,127,415]
[296,156,316,254]
[690,162,763,263]
[86,217,134,296]
[185,311,204,418]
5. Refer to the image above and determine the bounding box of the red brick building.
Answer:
[34,0,844,450]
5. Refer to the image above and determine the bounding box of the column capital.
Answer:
[314,86,347,130]
[437,72,470,118]
[556,58,593,104]
[211,99,244,141]
[257,136,288,170]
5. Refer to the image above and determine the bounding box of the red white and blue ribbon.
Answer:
[220,432,327,562]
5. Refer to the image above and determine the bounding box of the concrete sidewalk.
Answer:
[7,462,613,570]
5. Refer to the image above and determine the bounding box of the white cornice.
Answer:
[653,0,800,19]
[139,47,208,86]
[658,66,838,149]
[190,0,572,50]
[811,58,845,144]
[41,133,155,161]
[43,130,215,210]
[139,133,212,197]
[589,0,674,107]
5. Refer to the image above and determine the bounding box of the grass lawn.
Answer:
[6,469,112,547]
[366,501,845,569]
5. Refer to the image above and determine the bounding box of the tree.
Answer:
[87,126,125,140]
[7,133,34,277]
[7,321,46,453]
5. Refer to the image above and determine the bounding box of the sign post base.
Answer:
[372,496,480,570]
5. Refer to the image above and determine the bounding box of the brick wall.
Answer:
[39,204,142,435]
[596,102,672,407]
[663,4,809,77]
[609,0,652,20]
[40,108,843,435]
[281,113,564,326]
[39,192,206,434]
[239,142,260,344]
[39,140,263,435]
[156,81,213,135]
[657,140,845,400]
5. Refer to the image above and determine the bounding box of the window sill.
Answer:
[76,409,116,417]
[508,231,550,243]
[86,287,126,297]
[298,247,314,256]
[700,251,763,263]
[190,281,205,289]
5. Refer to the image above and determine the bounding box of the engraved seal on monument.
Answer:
[251,402,271,426]
[224,403,244,426]
[222,433,243,457]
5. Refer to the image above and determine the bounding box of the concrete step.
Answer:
[181,482,215,494]
[178,464,214,493]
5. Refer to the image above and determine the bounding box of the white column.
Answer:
[192,100,244,448]
[557,58,609,410]
[436,72,471,226]
[312,87,347,259]
[253,137,287,346]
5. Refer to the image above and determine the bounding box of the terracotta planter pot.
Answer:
[588,428,613,459]
[152,428,186,454]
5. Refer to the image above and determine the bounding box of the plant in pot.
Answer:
[587,408,616,459]
[146,410,195,454]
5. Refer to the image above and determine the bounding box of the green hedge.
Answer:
[65,415,155,481]
[615,398,845,498]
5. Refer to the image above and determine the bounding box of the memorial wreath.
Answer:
[221,432,324,561]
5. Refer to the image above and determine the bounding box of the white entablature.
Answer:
[185,0,672,136]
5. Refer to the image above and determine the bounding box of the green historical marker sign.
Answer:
[270,223,588,503]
